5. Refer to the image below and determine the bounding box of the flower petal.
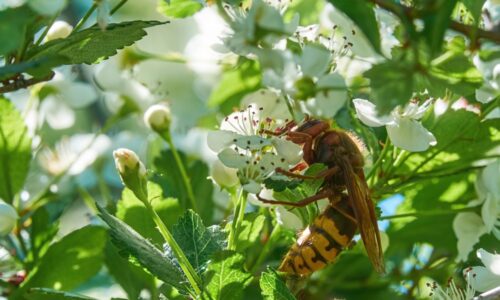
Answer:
[300,44,331,78]
[468,266,500,292]
[211,160,239,188]
[42,97,75,129]
[240,89,290,120]
[477,248,500,276]
[386,118,436,152]
[481,194,499,232]
[271,138,302,165]
[218,148,247,169]
[58,82,97,108]
[353,98,393,127]
[242,180,263,194]
[481,159,500,199]
[207,130,238,152]
[453,212,488,262]
[276,206,303,230]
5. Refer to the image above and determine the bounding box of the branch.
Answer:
[368,0,500,43]
[0,72,55,94]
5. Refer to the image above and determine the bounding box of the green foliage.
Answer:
[153,150,214,223]
[422,0,458,58]
[116,182,183,246]
[104,242,156,300]
[24,288,96,300]
[364,60,415,115]
[460,0,486,24]
[158,0,204,18]
[170,210,226,274]
[327,0,381,54]
[235,212,265,252]
[19,226,106,293]
[202,251,252,300]
[96,204,189,294]
[0,7,35,56]
[0,97,32,203]
[284,0,324,25]
[260,269,297,300]
[26,208,59,269]
[207,58,262,113]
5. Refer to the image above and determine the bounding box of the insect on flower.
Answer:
[257,116,385,275]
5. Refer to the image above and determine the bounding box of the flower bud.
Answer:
[46,21,73,41]
[113,148,148,201]
[144,104,171,134]
[0,202,18,236]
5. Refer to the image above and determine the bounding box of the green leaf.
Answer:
[202,251,252,300]
[158,0,203,18]
[284,0,324,25]
[422,0,458,57]
[0,7,35,56]
[24,288,96,300]
[26,21,166,66]
[153,150,214,223]
[327,0,381,54]
[264,177,301,192]
[116,181,183,247]
[96,204,189,293]
[20,226,106,292]
[0,56,67,81]
[104,242,156,300]
[260,269,296,300]
[461,0,486,24]
[207,59,261,111]
[26,207,59,269]
[364,60,415,114]
[171,210,226,274]
[0,97,32,203]
[235,212,265,252]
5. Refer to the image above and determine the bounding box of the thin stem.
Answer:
[73,4,97,32]
[250,224,281,273]
[34,14,58,46]
[142,200,202,295]
[162,132,198,212]
[110,0,128,15]
[227,189,247,250]
[367,136,390,180]
[380,206,475,220]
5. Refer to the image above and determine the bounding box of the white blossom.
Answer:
[467,248,500,293]
[45,20,73,41]
[144,103,171,133]
[353,98,437,152]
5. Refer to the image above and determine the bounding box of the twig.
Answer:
[0,72,55,94]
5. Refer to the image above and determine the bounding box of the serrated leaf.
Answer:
[264,177,301,192]
[116,182,183,247]
[202,251,252,300]
[104,242,156,300]
[170,210,225,274]
[364,60,415,114]
[158,0,203,18]
[24,288,96,300]
[207,59,261,110]
[97,204,189,293]
[26,21,166,67]
[422,0,458,58]
[236,212,265,252]
[0,56,67,81]
[0,97,32,203]
[260,269,296,300]
[0,7,35,56]
[19,226,106,292]
[327,0,381,54]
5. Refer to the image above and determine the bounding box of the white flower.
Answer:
[144,103,171,133]
[429,271,476,300]
[222,0,298,56]
[28,0,66,16]
[453,159,500,261]
[353,98,437,152]
[453,212,488,262]
[467,248,500,293]
[45,21,73,41]
[0,202,18,236]
[37,68,97,130]
[96,0,110,30]
[210,160,239,189]
[38,134,111,176]
[207,102,301,194]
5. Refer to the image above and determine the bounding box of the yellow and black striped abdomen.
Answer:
[279,196,357,275]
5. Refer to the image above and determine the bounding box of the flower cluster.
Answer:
[208,90,301,193]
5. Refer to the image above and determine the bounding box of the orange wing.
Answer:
[338,156,385,273]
